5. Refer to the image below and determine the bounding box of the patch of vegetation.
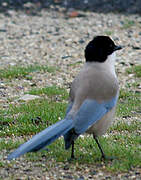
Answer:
[68,61,82,67]
[117,89,141,117]
[126,65,141,77]
[105,31,113,36]
[121,19,135,29]
[0,162,4,168]
[111,120,140,133]
[0,65,57,79]
[0,99,67,137]
[27,86,69,100]
[0,139,21,151]
[0,86,140,172]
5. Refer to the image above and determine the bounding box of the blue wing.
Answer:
[74,95,118,134]
[65,102,73,115]
[64,95,118,149]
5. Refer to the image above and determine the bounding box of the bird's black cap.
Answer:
[85,36,122,63]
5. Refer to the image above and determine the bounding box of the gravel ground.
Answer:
[0,0,141,14]
[0,2,141,179]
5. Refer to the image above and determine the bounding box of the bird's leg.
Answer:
[71,140,75,159]
[93,135,116,161]
[68,140,76,162]
[93,135,106,160]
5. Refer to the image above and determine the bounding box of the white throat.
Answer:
[85,52,117,78]
[106,52,116,65]
[104,52,117,77]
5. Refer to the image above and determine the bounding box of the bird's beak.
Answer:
[114,45,122,51]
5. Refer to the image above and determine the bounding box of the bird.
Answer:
[7,36,122,161]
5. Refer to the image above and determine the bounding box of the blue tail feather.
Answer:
[7,119,73,160]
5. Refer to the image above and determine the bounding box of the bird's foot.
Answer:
[68,155,77,162]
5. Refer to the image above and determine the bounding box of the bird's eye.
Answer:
[110,44,113,48]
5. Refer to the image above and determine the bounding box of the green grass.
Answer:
[68,61,82,67]
[0,65,57,79]
[126,65,141,77]
[0,99,67,136]
[0,139,21,151]
[0,85,68,136]
[121,19,135,29]
[0,86,141,172]
[105,31,113,36]
[27,86,69,100]
[111,120,140,132]
[117,89,141,117]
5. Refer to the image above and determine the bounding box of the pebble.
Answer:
[77,176,85,180]
[18,94,41,101]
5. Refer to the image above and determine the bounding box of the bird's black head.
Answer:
[85,36,122,63]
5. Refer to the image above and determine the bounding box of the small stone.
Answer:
[77,176,84,180]
[63,175,73,179]
[132,46,141,50]
[90,170,97,175]
[98,172,104,176]
[105,176,112,179]
[62,55,72,59]
[79,39,85,44]
[129,74,134,77]
[131,175,136,179]
[19,94,41,101]
[135,171,140,175]
[24,2,33,8]
[0,29,7,32]
[68,11,79,18]
[2,2,7,7]
[63,165,69,170]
